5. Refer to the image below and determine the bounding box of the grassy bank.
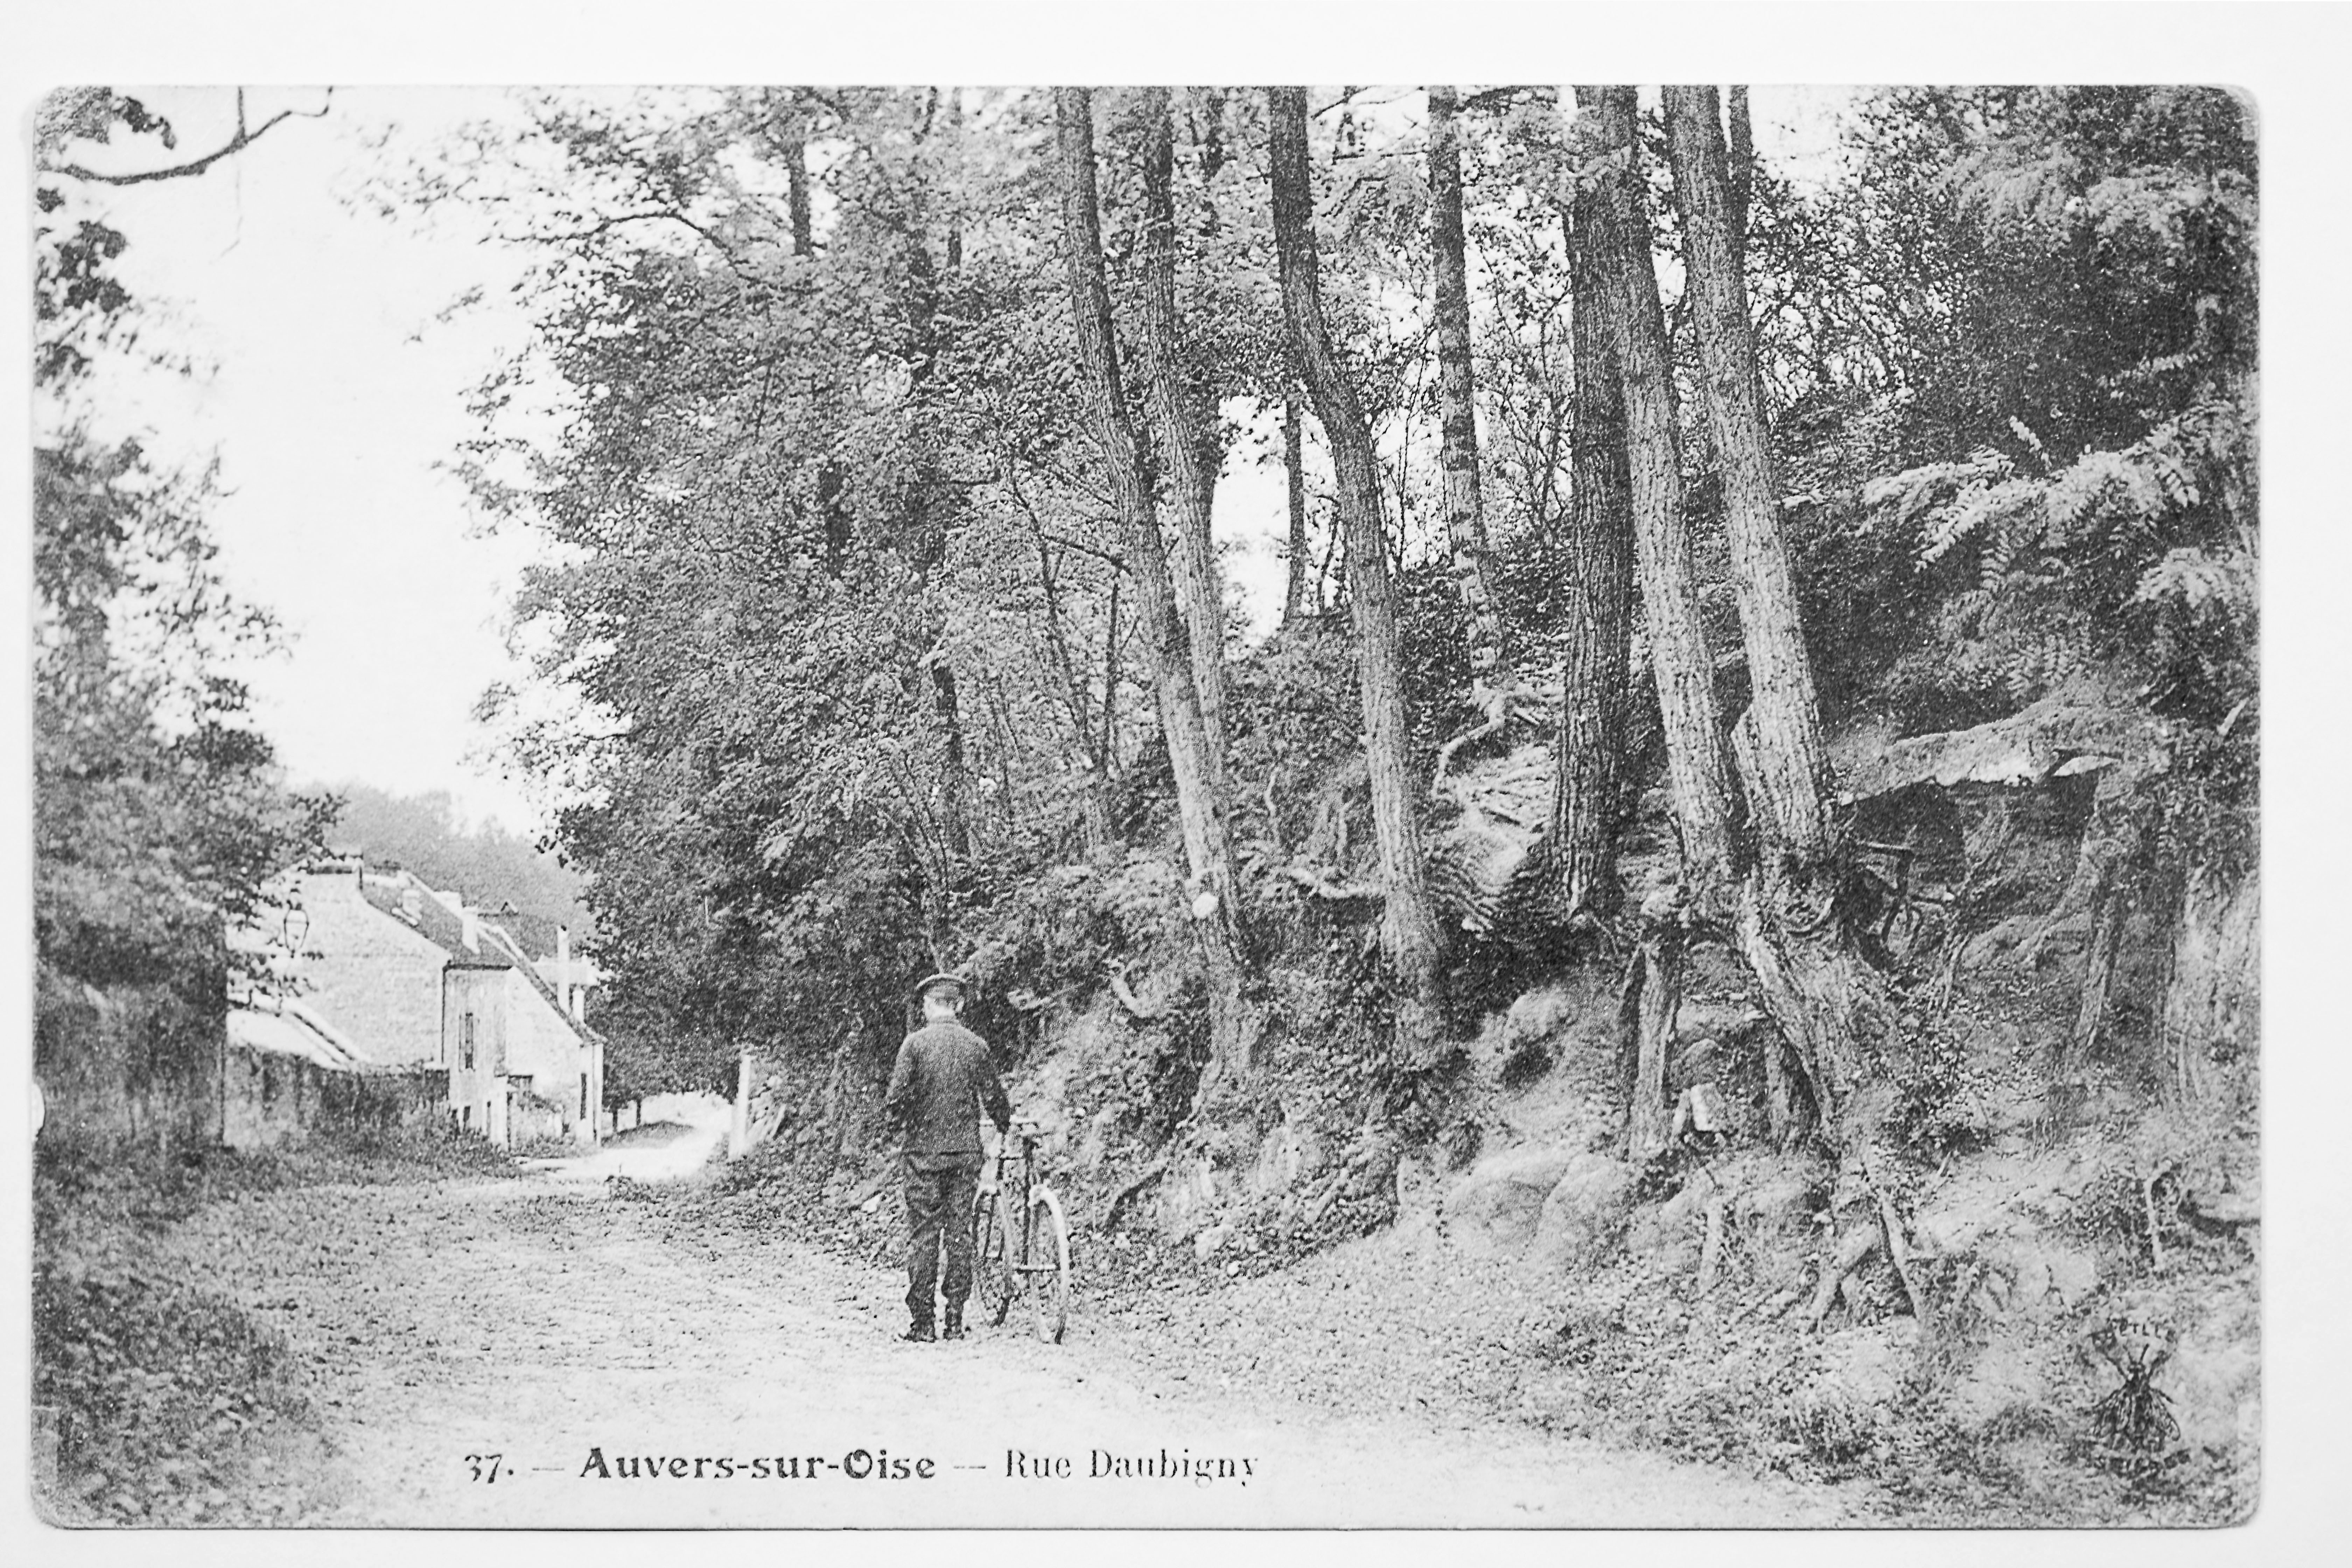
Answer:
[31,1126,520,1525]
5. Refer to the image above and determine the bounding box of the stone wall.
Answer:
[221,1053,448,1150]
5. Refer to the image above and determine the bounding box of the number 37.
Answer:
[465,1453,504,1484]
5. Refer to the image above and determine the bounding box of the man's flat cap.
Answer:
[914,971,968,999]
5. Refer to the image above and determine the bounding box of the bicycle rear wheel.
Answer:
[973,1189,1014,1326]
[1025,1188,1070,1344]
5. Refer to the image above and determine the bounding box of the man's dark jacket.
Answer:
[885,1020,1011,1155]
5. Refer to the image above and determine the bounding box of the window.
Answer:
[580,1072,589,1120]
[461,1011,476,1071]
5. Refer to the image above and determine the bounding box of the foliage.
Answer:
[327,783,589,932]
[33,1245,308,1525]
[34,98,337,998]
[427,89,1421,1096]
[399,85,2263,1186]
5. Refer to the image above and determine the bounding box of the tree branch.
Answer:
[43,88,332,186]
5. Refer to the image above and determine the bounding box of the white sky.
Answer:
[45,88,551,830]
[38,84,1848,837]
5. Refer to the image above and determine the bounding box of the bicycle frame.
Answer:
[976,1125,1070,1342]
[989,1131,1051,1275]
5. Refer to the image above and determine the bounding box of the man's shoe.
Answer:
[902,1321,936,1343]
[942,1315,967,1341]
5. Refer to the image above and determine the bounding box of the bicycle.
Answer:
[972,1121,1070,1343]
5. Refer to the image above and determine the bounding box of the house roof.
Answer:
[340,865,603,1047]
[355,874,518,970]
[481,918,608,1048]
[229,1000,372,1071]
[492,908,566,961]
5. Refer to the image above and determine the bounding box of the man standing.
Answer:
[883,971,1012,1342]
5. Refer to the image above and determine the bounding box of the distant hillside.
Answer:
[325,784,590,936]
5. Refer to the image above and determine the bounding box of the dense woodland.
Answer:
[410,85,2255,1142]
[32,85,2260,1519]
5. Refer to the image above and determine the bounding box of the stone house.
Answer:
[267,861,604,1149]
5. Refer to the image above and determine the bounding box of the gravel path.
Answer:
[152,1144,1858,1528]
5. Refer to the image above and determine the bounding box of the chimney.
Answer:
[556,925,572,1017]
[400,884,421,924]
[460,906,480,953]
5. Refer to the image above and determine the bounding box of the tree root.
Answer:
[1099,1158,1168,1233]
[1106,966,1162,1020]
[1804,1225,1883,1329]
[1875,1187,1933,1334]
[1696,1194,1727,1298]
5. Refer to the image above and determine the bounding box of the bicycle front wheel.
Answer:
[1025,1187,1071,1344]
[973,1188,1014,1326]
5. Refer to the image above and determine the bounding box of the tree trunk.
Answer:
[1623,920,1681,1161]
[1281,385,1311,628]
[1547,147,1637,926]
[1666,85,1897,1149]
[817,460,851,578]
[786,100,850,582]
[884,117,970,871]
[2067,882,2124,1073]
[1664,86,1829,866]
[1587,88,1735,893]
[2157,863,2257,1110]
[1725,86,1752,277]
[781,92,814,257]
[1055,88,1251,1081]
[1425,86,1506,682]
[1017,502,1116,850]
[2050,773,2142,1084]
[1586,84,1733,1157]
[1267,85,1446,1051]
[1099,571,1121,771]
[1134,86,1230,784]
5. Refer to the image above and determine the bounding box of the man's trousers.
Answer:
[903,1152,983,1325]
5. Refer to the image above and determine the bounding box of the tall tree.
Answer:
[1055,88,1253,1084]
[1666,84,1896,1151]
[1424,86,1506,682]
[1132,86,1230,783]
[1542,116,1637,930]
[1266,86,1446,1050]
[1586,85,1738,1160]
[904,101,972,911]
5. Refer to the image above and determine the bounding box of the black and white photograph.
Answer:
[18,8,2336,1546]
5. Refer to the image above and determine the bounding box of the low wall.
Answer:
[222,1052,447,1150]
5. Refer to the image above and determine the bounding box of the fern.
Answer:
[1923,472,2039,566]
[2132,546,2253,626]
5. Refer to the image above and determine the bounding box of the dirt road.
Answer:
[156,1125,1857,1528]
